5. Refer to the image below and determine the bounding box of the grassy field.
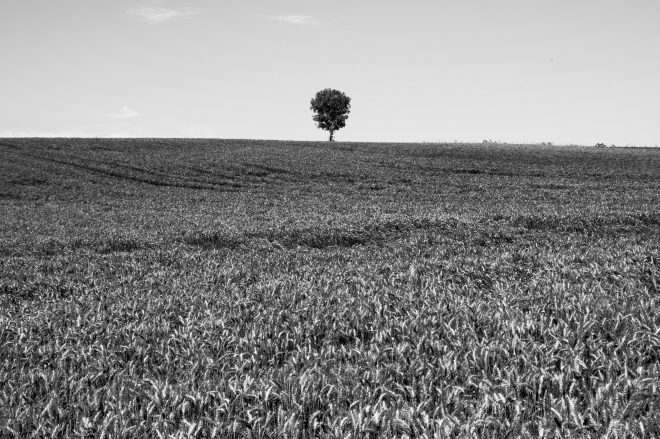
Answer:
[1,138,659,438]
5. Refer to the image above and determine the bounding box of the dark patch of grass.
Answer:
[243,164,292,176]
[9,177,49,186]
[621,212,660,226]
[455,168,482,174]
[473,231,516,247]
[180,218,466,250]
[0,192,22,200]
[512,212,660,235]
[252,227,375,249]
[0,283,37,301]
[179,232,244,249]
[97,237,144,254]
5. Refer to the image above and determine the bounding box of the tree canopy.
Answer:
[310,89,351,142]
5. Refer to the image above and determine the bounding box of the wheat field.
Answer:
[1,138,659,438]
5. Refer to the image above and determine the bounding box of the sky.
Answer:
[1,0,659,146]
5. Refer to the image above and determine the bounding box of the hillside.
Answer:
[1,138,659,437]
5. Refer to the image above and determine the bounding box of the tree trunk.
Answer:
[329,130,335,142]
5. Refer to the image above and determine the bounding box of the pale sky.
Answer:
[1,0,659,145]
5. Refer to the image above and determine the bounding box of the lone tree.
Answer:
[310,88,351,142]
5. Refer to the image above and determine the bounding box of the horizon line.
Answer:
[1,136,658,148]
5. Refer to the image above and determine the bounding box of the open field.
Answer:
[1,138,659,438]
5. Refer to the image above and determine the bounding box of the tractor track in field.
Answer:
[0,142,241,190]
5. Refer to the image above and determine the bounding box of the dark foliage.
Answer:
[310,89,351,141]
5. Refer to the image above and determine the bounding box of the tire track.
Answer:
[0,143,240,190]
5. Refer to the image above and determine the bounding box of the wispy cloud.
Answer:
[109,105,140,119]
[271,15,319,25]
[128,6,198,24]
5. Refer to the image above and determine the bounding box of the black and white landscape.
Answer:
[2,0,660,437]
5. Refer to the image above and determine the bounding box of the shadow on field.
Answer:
[180,219,462,250]
[181,213,660,251]
[19,236,148,257]
[5,213,658,257]
[512,212,660,233]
